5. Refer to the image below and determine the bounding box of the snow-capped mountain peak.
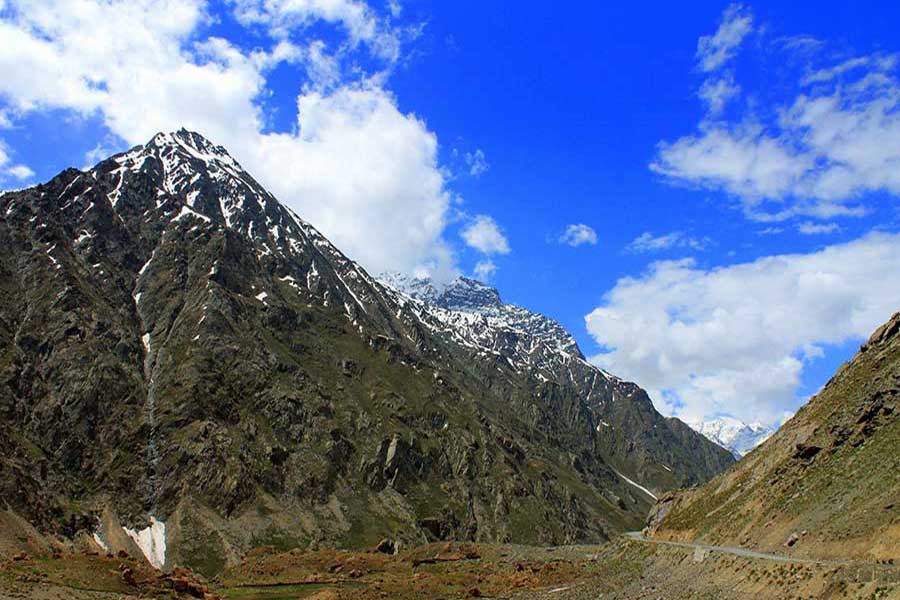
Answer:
[436,277,504,313]
[687,416,774,458]
[147,128,235,162]
[379,271,584,375]
[379,271,503,313]
[376,271,448,305]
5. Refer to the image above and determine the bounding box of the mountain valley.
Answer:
[0,130,731,578]
[0,131,896,600]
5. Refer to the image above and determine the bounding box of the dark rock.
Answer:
[120,566,136,587]
[793,444,822,460]
[374,538,396,555]
[340,358,358,376]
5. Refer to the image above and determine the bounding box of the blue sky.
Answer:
[1,0,899,426]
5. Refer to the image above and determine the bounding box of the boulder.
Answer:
[792,444,822,460]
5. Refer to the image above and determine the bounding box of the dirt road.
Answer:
[622,531,850,566]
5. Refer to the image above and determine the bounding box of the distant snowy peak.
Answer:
[379,272,502,313]
[688,417,774,458]
[377,271,447,305]
[436,277,504,313]
[378,271,586,376]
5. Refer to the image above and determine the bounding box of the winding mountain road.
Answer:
[623,531,850,566]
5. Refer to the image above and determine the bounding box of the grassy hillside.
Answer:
[652,312,900,561]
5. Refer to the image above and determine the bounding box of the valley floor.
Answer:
[1,537,898,600]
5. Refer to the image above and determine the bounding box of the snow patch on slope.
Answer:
[92,532,109,552]
[123,516,166,569]
[613,469,658,501]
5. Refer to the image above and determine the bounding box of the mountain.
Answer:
[0,130,730,575]
[649,312,900,561]
[687,417,774,458]
[378,272,735,496]
[377,272,584,378]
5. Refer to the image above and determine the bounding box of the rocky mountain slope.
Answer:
[688,417,774,458]
[650,312,900,561]
[0,130,730,575]
[379,272,735,497]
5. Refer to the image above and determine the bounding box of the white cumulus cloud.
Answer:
[461,214,510,255]
[0,0,487,278]
[585,232,900,426]
[559,223,598,247]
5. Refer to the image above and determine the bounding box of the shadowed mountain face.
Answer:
[0,130,730,575]
[650,312,900,561]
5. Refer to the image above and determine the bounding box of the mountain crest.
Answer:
[146,128,234,160]
[101,128,278,233]
[437,276,504,312]
[379,272,503,312]
[379,270,585,372]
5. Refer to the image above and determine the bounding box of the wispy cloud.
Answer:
[652,5,900,223]
[461,214,510,255]
[465,149,489,177]
[797,221,841,235]
[698,76,740,114]
[473,259,497,281]
[756,226,784,236]
[696,3,754,72]
[0,140,33,182]
[625,231,711,253]
[5,164,33,179]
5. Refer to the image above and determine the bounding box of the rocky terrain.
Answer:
[650,311,900,562]
[379,272,736,497]
[0,129,730,576]
[3,538,896,600]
